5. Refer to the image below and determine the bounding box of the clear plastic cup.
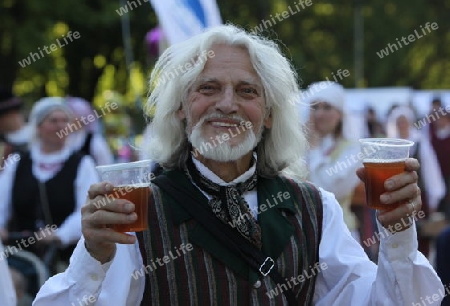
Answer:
[95,160,153,232]
[359,138,414,210]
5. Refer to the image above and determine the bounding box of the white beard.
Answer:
[188,114,262,162]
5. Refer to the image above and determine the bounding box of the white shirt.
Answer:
[308,135,361,231]
[0,241,17,306]
[308,135,361,201]
[32,159,444,305]
[0,143,99,246]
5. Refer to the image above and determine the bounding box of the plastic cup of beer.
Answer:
[95,160,153,232]
[359,138,414,211]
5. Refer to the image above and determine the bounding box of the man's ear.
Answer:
[176,104,186,120]
[263,109,273,129]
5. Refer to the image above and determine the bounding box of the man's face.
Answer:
[177,44,272,161]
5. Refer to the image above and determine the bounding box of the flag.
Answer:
[149,0,222,45]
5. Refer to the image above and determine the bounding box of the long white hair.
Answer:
[144,24,308,179]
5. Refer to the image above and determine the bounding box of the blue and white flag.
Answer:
[150,0,222,45]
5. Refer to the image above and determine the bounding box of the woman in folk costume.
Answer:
[385,105,445,256]
[305,81,362,241]
[0,97,99,270]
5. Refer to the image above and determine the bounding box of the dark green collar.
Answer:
[161,169,296,282]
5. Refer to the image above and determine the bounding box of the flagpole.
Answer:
[119,0,142,110]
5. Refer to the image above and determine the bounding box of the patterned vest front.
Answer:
[137,169,323,306]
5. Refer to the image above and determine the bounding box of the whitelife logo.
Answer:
[376,22,439,59]
[250,0,313,34]
[56,102,118,139]
[18,31,81,68]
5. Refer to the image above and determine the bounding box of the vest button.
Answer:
[253,280,261,289]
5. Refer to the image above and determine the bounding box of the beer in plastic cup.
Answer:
[96,160,153,232]
[359,138,414,210]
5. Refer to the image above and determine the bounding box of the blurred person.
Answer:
[0,97,99,271]
[34,25,443,305]
[435,226,450,305]
[0,240,17,306]
[428,96,443,134]
[306,82,362,242]
[386,105,445,256]
[365,106,385,138]
[65,97,114,165]
[428,103,450,218]
[436,227,450,306]
[0,88,31,170]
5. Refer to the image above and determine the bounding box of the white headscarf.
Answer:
[28,97,73,144]
[304,81,345,112]
[385,105,420,141]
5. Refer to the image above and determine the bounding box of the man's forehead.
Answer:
[195,75,262,86]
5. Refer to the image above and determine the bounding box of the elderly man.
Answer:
[34,25,443,305]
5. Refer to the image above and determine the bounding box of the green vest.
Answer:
[137,169,323,305]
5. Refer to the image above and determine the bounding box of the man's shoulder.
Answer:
[278,175,322,196]
[274,175,324,212]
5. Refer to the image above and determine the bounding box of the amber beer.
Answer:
[108,184,150,232]
[363,159,406,210]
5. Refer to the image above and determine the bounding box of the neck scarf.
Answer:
[30,142,72,182]
[185,156,262,248]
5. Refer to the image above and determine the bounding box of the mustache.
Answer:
[196,113,247,126]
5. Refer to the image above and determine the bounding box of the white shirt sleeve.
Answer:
[313,188,444,305]
[419,138,445,211]
[0,158,19,229]
[55,156,100,246]
[91,134,114,166]
[33,237,144,306]
[0,241,17,306]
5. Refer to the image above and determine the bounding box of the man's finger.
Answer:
[83,196,135,215]
[87,210,137,226]
[380,183,419,204]
[404,158,420,172]
[87,182,114,200]
[384,171,418,191]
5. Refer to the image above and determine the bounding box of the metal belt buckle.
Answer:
[259,257,275,277]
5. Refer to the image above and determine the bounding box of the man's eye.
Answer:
[199,85,216,93]
[240,88,258,95]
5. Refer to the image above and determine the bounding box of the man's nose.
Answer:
[215,87,238,114]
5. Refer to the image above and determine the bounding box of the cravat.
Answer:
[185,156,262,248]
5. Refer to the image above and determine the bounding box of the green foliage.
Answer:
[1,0,449,115]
